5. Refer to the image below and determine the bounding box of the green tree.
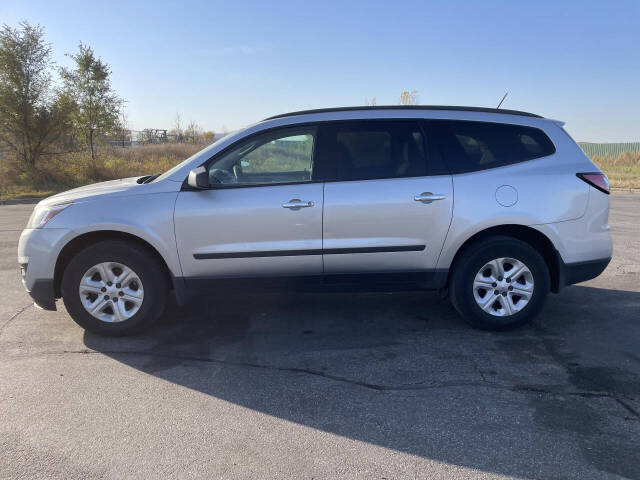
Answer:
[0,22,69,173]
[60,43,122,162]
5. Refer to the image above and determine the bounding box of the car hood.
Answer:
[39,177,144,206]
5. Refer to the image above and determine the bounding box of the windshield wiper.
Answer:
[137,174,160,184]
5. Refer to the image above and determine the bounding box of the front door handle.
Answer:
[414,192,446,204]
[282,199,314,210]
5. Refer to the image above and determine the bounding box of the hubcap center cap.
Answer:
[106,285,119,296]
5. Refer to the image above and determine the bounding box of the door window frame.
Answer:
[184,124,321,190]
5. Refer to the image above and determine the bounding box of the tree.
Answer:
[169,112,184,142]
[60,43,122,162]
[184,120,202,144]
[365,97,377,106]
[115,110,130,148]
[0,22,69,173]
[173,112,183,141]
[398,90,419,105]
[201,131,215,143]
[138,128,154,144]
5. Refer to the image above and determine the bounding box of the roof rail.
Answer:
[264,105,543,121]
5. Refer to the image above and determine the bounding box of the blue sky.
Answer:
[2,0,639,141]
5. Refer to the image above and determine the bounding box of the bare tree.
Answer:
[366,97,377,106]
[172,112,183,142]
[184,120,202,144]
[116,110,129,148]
[398,90,419,105]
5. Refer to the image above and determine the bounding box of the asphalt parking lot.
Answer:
[1,194,639,479]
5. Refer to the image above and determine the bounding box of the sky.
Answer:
[2,0,639,142]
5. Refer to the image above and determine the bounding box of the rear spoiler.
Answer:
[548,119,566,127]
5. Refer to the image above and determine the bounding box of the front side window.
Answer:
[207,126,316,186]
[434,120,556,174]
[318,121,429,181]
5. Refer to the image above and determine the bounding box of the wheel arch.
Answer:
[446,224,562,293]
[53,230,181,300]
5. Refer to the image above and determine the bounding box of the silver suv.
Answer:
[18,106,612,335]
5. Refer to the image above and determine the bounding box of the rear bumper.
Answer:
[558,257,611,290]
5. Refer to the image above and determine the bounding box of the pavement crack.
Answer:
[530,324,640,416]
[0,303,32,338]
[615,398,640,418]
[47,348,640,402]
[56,348,493,391]
[469,356,489,383]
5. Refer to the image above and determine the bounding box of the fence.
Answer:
[579,142,640,157]
[103,129,226,147]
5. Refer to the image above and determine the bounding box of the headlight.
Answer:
[27,203,73,229]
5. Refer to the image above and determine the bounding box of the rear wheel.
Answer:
[61,240,168,336]
[450,236,550,330]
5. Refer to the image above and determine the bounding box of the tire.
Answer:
[61,240,168,336]
[449,236,550,331]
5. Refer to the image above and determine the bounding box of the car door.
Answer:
[174,125,323,281]
[319,120,453,279]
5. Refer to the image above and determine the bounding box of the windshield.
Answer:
[152,129,246,182]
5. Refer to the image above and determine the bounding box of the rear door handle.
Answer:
[282,199,314,210]
[414,192,446,203]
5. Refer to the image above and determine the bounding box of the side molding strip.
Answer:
[194,245,425,260]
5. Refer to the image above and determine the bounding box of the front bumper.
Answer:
[19,227,74,311]
[25,279,57,310]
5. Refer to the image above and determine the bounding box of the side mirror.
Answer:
[187,166,210,189]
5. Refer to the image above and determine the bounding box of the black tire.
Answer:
[61,240,168,336]
[449,236,550,331]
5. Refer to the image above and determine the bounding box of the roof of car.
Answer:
[264,105,543,121]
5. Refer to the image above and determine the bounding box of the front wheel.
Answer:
[61,240,168,336]
[449,236,550,331]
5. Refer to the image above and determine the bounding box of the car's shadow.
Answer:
[83,285,640,479]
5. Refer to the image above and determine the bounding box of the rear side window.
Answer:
[317,121,434,181]
[432,120,555,174]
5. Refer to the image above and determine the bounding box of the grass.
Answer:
[591,152,640,190]
[1,146,639,201]
[0,143,202,201]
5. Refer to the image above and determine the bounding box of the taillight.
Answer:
[577,172,610,195]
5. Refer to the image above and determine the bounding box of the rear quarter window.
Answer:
[432,120,556,174]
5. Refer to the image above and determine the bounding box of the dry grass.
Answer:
[0,143,203,200]
[590,152,640,190]
[1,146,639,201]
